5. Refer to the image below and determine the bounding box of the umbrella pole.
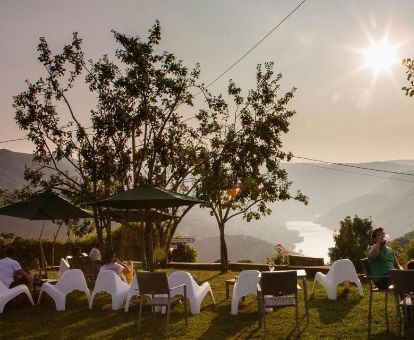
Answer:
[38,222,47,271]
[141,218,146,270]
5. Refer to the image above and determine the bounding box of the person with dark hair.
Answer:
[367,226,401,289]
[0,246,32,288]
[100,250,131,283]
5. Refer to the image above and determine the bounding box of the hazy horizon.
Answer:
[1,0,414,163]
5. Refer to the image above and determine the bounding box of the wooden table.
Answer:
[226,278,236,300]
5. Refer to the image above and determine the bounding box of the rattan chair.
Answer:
[360,258,393,337]
[389,269,414,337]
[257,271,300,336]
[136,272,187,332]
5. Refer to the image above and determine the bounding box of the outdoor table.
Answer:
[31,278,57,300]
[225,278,236,300]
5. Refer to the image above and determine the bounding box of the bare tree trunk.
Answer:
[51,223,62,267]
[219,222,228,273]
[38,223,47,270]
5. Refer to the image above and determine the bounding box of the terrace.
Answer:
[1,269,413,339]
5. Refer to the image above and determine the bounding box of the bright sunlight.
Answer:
[362,40,398,74]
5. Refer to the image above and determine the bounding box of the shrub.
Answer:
[171,243,197,262]
[328,215,373,272]
[237,259,252,263]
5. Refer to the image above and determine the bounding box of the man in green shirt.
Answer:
[367,227,401,289]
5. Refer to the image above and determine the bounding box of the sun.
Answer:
[362,40,398,74]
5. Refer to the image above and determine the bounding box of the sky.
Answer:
[1,0,413,163]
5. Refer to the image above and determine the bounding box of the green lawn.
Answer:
[0,270,412,339]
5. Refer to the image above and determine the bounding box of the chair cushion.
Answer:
[143,296,182,306]
[264,296,295,307]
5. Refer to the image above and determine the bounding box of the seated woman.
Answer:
[100,251,132,283]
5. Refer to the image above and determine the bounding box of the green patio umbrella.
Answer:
[89,185,204,271]
[0,191,92,268]
[106,208,175,223]
[0,191,92,220]
[89,185,204,209]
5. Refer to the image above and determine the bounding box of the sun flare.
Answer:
[362,40,398,73]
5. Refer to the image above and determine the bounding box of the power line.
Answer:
[302,162,414,183]
[0,137,26,144]
[293,155,414,177]
[205,0,307,89]
[0,2,307,144]
[0,127,93,144]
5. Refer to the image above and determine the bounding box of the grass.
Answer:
[1,269,413,339]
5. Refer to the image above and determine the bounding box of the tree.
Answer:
[196,62,307,273]
[402,58,414,97]
[328,215,373,272]
[12,22,210,270]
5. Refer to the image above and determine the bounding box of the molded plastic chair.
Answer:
[0,281,34,313]
[68,256,96,285]
[312,259,363,300]
[137,271,187,332]
[58,258,70,278]
[168,271,215,314]
[361,258,393,337]
[390,269,414,337]
[231,270,260,315]
[37,269,90,311]
[257,271,300,336]
[89,270,129,310]
[125,273,141,312]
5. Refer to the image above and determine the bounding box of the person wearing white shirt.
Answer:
[89,243,102,263]
[0,246,32,288]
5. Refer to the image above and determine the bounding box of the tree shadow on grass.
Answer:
[309,288,362,325]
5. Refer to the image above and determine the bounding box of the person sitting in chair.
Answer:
[367,226,402,289]
[0,246,32,288]
[100,250,132,283]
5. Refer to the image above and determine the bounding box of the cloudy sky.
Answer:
[1,0,413,162]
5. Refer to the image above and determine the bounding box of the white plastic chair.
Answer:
[125,273,139,312]
[0,281,34,313]
[231,270,260,315]
[37,269,90,311]
[58,258,70,278]
[89,270,129,310]
[168,271,215,314]
[312,259,364,300]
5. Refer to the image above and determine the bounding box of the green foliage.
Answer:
[236,259,252,263]
[266,243,289,265]
[195,62,307,272]
[404,239,414,260]
[387,240,408,266]
[171,243,197,263]
[0,233,95,268]
[402,58,414,97]
[328,215,373,272]
[12,21,211,267]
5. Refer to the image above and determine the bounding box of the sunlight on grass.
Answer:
[1,270,413,339]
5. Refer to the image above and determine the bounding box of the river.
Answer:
[285,221,334,263]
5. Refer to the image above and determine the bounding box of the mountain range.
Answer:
[1,148,414,260]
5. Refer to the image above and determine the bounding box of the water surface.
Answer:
[285,221,334,263]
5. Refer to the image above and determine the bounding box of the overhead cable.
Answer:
[292,155,414,177]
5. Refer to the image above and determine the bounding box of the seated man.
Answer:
[367,226,401,289]
[0,246,32,288]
